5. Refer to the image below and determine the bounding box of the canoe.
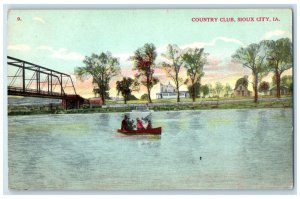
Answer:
[117,127,162,135]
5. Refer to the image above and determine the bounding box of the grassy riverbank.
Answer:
[8,99,292,116]
[150,99,292,111]
[105,95,291,105]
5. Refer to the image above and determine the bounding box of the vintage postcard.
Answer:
[6,8,294,190]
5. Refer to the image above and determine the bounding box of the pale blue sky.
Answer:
[7,9,293,97]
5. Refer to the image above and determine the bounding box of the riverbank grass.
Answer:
[8,99,292,115]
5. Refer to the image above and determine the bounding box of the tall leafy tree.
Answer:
[208,83,213,97]
[280,75,293,93]
[131,43,159,103]
[210,88,216,97]
[161,44,184,102]
[264,38,292,98]
[188,82,201,98]
[182,48,207,102]
[272,74,293,86]
[201,84,209,98]
[75,52,120,105]
[232,42,268,103]
[116,77,135,104]
[214,82,223,98]
[224,83,232,97]
[289,83,293,94]
[281,75,293,88]
[258,81,270,95]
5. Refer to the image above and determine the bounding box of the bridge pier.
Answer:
[62,95,86,109]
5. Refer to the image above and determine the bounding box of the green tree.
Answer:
[140,93,149,101]
[214,82,223,98]
[92,80,110,99]
[131,43,159,103]
[182,48,207,102]
[264,38,292,98]
[224,83,232,97]
[116,77,135,104]
[208,83,213,97]
[281,75,293,94]
[289,82,293,93]
[201,84,209,98]
[258,81,270,95]
[75,52,120,105]
[272,74,293,87]
[281,75,293,88]
[161,44,184,102]
[232,42,268,103]
[210,88,216,97]
[188,82,201,98]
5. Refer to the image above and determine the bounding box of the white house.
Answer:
[156,82,189,99]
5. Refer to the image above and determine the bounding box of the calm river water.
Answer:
[8,108,293,190]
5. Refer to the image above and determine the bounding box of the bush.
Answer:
[140,94,149,100]
[128,94,138,100]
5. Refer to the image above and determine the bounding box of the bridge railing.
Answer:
[8,86,62,96]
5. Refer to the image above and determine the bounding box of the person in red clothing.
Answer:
[136,118,145,130]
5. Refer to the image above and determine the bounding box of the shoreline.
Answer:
[8,98,293,116]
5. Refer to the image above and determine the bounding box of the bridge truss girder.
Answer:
[7,56,77,98]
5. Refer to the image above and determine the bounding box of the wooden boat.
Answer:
[117,127,162,135]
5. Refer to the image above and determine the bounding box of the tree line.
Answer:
[232,38,292,102]
[187,74,292,99]
[75,37,292,104]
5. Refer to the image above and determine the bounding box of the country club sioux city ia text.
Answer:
[191,17,280,22]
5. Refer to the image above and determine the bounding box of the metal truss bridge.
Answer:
[7,56,85,109]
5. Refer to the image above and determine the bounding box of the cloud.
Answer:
[155,37,244,63]
[214,37,245,46]
[120,68,135,78]
[113,36,244,69]
[202,57,251,83]
[33,17,46,24]
[183,37,244,49]
[114,52,132,67]
[8,44,31,51]
[262,30,292,40]
[37,45,85,61]
[156,37,244,54]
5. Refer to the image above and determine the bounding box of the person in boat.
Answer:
[146,120,152,129]
[121,115,128,130]
[136,118,145,130]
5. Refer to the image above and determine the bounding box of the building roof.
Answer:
[234,84,249,91]
[156,91,189,94]
[269,86,289,91]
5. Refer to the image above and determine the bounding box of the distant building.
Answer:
[233,84,251,97]
[269,86,290,96]
[111,96,124,101]
[89,97,103,107]
[62,95,86,109]
[156,82,189,99]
